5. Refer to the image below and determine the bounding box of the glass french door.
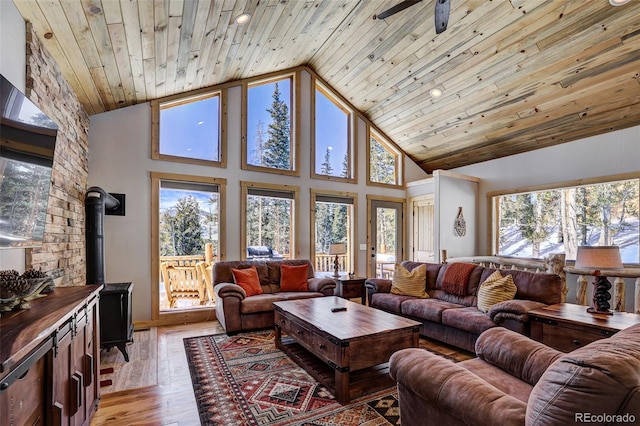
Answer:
[369,199,404,278]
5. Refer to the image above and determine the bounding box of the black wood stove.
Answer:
[85,187,134,361]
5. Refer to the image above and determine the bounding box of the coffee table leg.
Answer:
[274,324,283,350]
[334,369,350,404]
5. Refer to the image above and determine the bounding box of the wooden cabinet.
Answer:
[529,303,640,352]
[0,285,102,426]
[334,276,366,304]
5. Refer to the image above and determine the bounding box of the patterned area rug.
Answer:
[184,330,404,426]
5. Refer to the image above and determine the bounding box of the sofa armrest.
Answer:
[475,327,563,386]
[365,278,392,294]
[214,282,246,300]
[488,299,547,323]
[307,277,336,295]
[390,348,526,426]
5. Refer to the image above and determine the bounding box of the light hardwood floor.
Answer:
[91,319,472,425]
[91,321,223,426]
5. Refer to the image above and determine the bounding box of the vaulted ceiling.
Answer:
[14,0,640,173]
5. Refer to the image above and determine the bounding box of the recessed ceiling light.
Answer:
[609,0,630,5]
[235,13,251,24]
[430,88,443,98]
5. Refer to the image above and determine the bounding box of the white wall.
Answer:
[0,0,27,271]
[452,126,640,255]
[0,1,26,91]
[406,173,478,262]
[452,125,640,310]
[436,174,478,260]
[88,69,429,322]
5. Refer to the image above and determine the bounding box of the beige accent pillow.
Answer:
[477,270,517,313]
[391,264,428,298]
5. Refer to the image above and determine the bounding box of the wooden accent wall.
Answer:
[23,23,90,287]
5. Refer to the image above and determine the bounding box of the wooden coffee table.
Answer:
[273,296,420,404]
[529,303,640,352]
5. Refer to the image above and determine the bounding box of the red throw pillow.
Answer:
[280,264,309,292]
[231,266,263,297]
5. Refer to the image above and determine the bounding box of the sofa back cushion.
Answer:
[480,268,562,305]
[526,323,640,425]
[434,263,483,307]
[213,260,271,292]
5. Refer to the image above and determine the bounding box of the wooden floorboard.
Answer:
[90,319,473,425]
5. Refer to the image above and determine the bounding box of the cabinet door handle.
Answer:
[319,344,326,350]
[85,353,94,387]
[52,401,63,426]
[572,339,581,346]
[71,371,83,415]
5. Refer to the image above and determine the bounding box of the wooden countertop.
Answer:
[0,285,102,375]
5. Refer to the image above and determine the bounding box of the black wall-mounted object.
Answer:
[105,193,126,216]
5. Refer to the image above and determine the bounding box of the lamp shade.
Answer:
[328,243,347,255]
[575,246,623,270]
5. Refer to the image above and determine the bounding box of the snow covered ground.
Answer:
[499,218,639,263]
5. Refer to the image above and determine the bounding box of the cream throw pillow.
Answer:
[477,270,517,313]
[391,264,428,298]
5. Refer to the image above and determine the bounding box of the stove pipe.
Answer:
[85,186,120,284]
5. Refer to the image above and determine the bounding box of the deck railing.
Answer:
[315,253,350,274]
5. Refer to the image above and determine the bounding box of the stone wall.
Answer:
[23,23,89,287]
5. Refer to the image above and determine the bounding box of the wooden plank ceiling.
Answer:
[14,0,640,173]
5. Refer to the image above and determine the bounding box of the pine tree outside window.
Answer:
[243,75,296,175]
[152,173,227,313]
[368,130,402,187]
[492,177,639,263]
[241,182,299,260]
[312,82,354,181]
[153,90,225,167]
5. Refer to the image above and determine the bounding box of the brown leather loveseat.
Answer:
[390,324,640,426]
[366,261,563,352]
[213,259,336,334]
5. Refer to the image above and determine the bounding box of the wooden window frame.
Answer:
[240,181,300,260]
[311,78,356,183]
[151,88,227,168]
[366,125,404,188]
[241,72,299,176]
[310,189,358,276]
[150,171,227,325]
[487,171,640,264]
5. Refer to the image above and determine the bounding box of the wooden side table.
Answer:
[529,303,640,352]
[334,276,366,304]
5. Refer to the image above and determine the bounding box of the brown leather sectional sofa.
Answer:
[390,324,640,426]
[213,259,336,334]
[365,261,563,352]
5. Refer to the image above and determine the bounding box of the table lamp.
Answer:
[575,245,623,315]
[329,243,347,278]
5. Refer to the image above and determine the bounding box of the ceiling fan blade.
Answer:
[376,0,422,20]
[434,0,451,34]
